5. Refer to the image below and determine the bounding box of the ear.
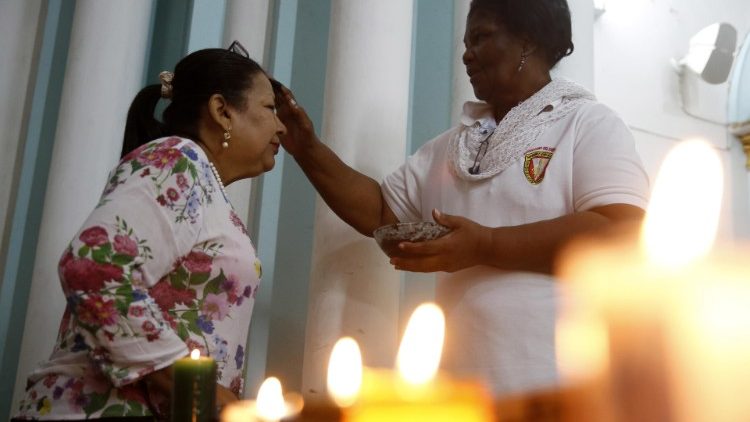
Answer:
[207,93,232,130]
[517,34,539,56]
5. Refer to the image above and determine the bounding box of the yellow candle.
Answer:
[327,304,493,422]
[172,349,217,422]
[557,139,750,422]
[220,377,303,422]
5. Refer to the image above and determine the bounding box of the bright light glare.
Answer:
[327,337,362,407]
[641,139,723,268]
[396,303,445,385]
[256,377,286,421]
[604,0,650,17]
[556,312,610,382]
[190,349,200,360]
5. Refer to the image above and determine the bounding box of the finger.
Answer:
[432,208,458,228]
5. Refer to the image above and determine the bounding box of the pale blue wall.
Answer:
[729,31,750,124]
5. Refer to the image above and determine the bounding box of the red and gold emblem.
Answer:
[523,147,555,185]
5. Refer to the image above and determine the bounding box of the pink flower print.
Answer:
[182,251,212,274]
[230,210,248,235]
[150,279,197,310]
[242,285,253,298]
[161,310,178,330]
[202,293,230,321]
[140,168,151,178]
[66,379,87,411]
[62,258,123,292]
[166,187,180,202]
[222,276,240,304]
[230,375,243,397]
[79,226,109,247]
[161,137,182,148]
[142,148,183,169]
[122,142,150,162]
[42,374,59,389]
[142,320,156,333]
[176,173,189,190]
[76,295,118,326]
[113,234,138,256]
[156,194,167,206]
[129,305,146,318]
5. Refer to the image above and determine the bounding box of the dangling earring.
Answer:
[517,51,527,73]
[222,127,231,149]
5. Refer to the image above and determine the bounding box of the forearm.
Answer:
[290,140,398,236]
[482,205,644,274]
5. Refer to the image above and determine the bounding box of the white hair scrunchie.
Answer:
[159,71,174,99]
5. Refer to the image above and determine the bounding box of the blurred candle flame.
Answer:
[396,303,445,385]
[327,337,363,407]
[190,349,200,360]
[641,139,723,268]
[256,377,286,421]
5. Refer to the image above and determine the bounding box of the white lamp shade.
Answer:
[680,23,738,84]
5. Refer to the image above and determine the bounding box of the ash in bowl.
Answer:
[373,222,451,258]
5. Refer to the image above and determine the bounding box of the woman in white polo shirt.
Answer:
[276,0,649,397]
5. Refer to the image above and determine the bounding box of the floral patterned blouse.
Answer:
[15,137,261,420]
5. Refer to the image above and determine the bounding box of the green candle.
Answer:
[172,349,217,422]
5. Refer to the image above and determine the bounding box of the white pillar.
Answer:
[552,0,594,90]
[222,0,272,225]
[0,0,43,270]
[301,0,414,398]
[12,0,153,409]
[451,0,474,124]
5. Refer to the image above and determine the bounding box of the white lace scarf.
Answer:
[448,78,596,181]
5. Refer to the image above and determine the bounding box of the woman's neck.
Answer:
[491,72,552,122]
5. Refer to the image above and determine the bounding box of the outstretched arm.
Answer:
[274,83,398,236]
[393,204,644,274]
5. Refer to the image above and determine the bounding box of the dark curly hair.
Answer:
[121,48,265,158]
[469,0,574,67]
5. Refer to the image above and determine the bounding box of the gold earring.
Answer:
[222,127,231,149]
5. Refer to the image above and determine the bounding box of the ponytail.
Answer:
[121,84,166,158]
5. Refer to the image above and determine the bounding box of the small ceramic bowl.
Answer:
[372,222,451,258]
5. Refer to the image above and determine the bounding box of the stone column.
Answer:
[301,0,414,399]
[12,0,153,408]
[223,0,273,226]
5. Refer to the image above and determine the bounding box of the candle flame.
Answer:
[256,377,286,421]
[190,349,200,360]
[327,337,362,407]
[396,303,445,385]
[556,310,610,382]
[641,139,723,268]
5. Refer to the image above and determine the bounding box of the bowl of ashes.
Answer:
[373,221,451,258]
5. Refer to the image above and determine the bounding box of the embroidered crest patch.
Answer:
[523,147,555,185]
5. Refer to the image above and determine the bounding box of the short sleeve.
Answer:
[382,132,454,223]
[58,137,216,386]
[571,104,650,211]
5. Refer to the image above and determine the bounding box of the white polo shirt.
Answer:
[381,99,649,396]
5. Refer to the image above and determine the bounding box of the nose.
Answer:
[462,48,472,66]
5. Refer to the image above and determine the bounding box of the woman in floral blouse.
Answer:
[14,42,286,421]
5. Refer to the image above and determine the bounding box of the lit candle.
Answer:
[557,139,750,422]
[327,303,493,422]
[220,377,303,422]
[172,349,217,422]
